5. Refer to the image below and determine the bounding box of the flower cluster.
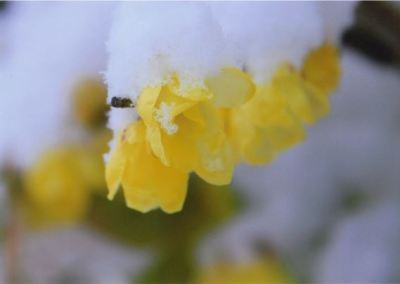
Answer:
[106,43,340,213]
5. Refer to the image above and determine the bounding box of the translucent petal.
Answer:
[302,43,341,93]
[146,125,169,166]
[206,67,255,107]
[241,84,289,128]
[273,65,318,123]
[162,115,200,172]
[194,104,234,185]
[137,86,162,124]
[195,143,234,185]
[230,109,276,165]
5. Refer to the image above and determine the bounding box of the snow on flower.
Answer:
[105,2,341,213]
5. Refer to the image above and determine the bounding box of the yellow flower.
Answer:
[107,68,254,213]
[106,43,340,213]
[24,146,103,226]
[303,43,340,94]
[198,259,294,284]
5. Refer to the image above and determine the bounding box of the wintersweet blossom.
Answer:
[105,3,341,213]
[107,69,254,212]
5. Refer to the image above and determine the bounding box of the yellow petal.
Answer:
[230,109,276,165]
[302,43,341,94]
[241,84,289,128]
[120,121,189,213]
[230,105,304,165]
[246,105,305,153]
[106,136,127,200]
[195,144,234,185]
[162,115,200,172]
[262,112,306,152]
[194,104,234,185]
[183,105,205,127]
[155,169,189,214]
[146,124,169,166]
[195,131,234,185]
[206,67,255,107]
[303,81,331,119]
[137,85,162,124]
[273,65,318,123]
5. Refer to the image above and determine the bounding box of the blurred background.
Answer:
[1,1,400,283]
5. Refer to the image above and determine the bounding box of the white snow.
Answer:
[0,2,114,167]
